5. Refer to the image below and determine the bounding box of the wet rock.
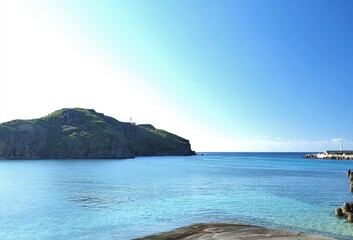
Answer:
[134,223,337,240]
[335,208,343,217]
[342,202,352,215]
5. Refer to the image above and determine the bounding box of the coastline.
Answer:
[135,223,337,240]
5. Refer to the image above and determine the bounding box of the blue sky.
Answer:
[0,0,352,151]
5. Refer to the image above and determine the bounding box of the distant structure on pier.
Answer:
[324,145,353,155]
[305,145,353,159]
[325,150,353,156]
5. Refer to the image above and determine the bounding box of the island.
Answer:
[0,108,195,159]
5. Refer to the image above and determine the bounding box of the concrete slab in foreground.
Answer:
[134,223,337,240]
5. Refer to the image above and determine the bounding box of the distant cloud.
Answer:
[330,138,343,143]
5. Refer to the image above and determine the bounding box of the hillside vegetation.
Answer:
[0,108,195,159]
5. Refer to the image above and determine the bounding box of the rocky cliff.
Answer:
[0,108,195,159]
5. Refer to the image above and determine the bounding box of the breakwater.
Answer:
[304,153,353,160]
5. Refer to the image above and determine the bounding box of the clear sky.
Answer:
[1,0,352,152]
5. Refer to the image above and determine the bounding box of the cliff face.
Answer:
[0,108,195,159]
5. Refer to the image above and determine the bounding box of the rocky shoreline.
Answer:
[134,223,336,240]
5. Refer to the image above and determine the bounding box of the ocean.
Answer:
[1,152,353,239]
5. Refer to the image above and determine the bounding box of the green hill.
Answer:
[0,108,195,159]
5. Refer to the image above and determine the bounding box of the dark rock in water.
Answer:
[342,202,352,215]
[335,208,344,217]
[0,108,195,159]
[334,171,353,223]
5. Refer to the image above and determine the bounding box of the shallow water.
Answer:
[1,153,353,239]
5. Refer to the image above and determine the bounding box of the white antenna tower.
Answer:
[340,145,343,151]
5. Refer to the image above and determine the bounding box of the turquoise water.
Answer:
[1,153,353,239]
